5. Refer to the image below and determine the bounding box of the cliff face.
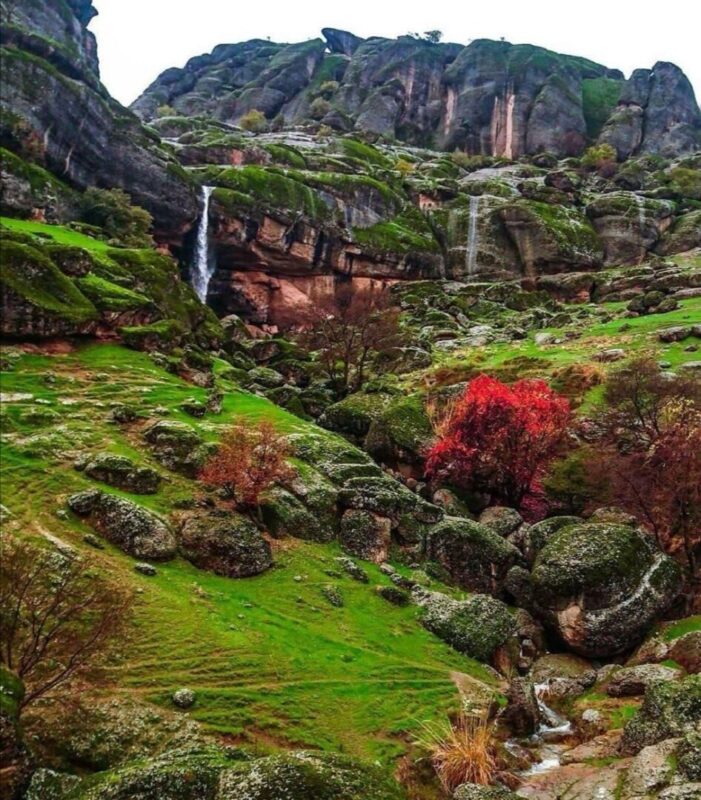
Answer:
[0,0,198,239]
[132,30,701,159]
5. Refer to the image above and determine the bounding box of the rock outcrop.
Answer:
[0,0,198,239]
[132,32,701,159]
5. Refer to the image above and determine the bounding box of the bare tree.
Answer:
[295,284,402,397]
[0,534,132,709]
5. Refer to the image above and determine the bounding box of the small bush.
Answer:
[80,187,153,247]
[239,109,268,133]
[310,97,331,120]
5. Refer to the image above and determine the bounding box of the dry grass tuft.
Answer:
[415,702,498,793]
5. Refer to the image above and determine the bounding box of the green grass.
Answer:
[662,616,701,641]
[1,216,112,252]
[0,342,496,767]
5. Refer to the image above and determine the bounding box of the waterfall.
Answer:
[635,194,647,263]
[191,186,215,303]
[466,195,480,277]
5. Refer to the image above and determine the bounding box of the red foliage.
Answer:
[199,421,294,510]
[425,374,571,512]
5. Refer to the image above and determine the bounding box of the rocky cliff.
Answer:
[132,30,701,159]
[0,0,198,240]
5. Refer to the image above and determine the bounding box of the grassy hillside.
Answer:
[0,342,496,766]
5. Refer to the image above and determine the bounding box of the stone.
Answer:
[659,326,692,343]
[478,506,523,537]
[416,589,516,663]
[503,677,539,736]
[68,489,177,561]
[530,522,681,657]
[623,738,680,797]
[425,516,521,594]
[376,585,410,606]
[669,632,701,674]
[81,452,161,494]
[334,556,369,583]
[178,513,273,578]
[339,509,391,563]
[261,486,333,543]
[172,688,196,709]
[134,562,157,577]
[0,668,32,800]
[143,420,210,478]
[530,653,597,699]
[606,664,685,697]
[620,675,701,755]
[453,785,519,800]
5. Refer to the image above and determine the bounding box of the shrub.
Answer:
[426,374,571,511]
[156,104,176,118]
[239,109,268,133]
[310,97,331,120]
[79,187,153,247]
[199,421,294,513]
[318,80,339,98]
[581,143,617,173]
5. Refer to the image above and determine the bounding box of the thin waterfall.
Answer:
[466,194,480,276]
[635,194,647,262]
[191,186,215,303]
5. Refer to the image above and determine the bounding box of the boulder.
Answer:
[424,516,521,594]
[530,522,681,657]
[143,420,211,478]
[669,632,701,675]
[261,486,333,542]
[622,738,680,797]
[178,513,272,577]
[620,675,701,755]
[172,689,196,709]
[478,506,523,538]
[530,653,597,699]
[503,677,539,736]
[606,664,684,697]
[453,785,520,800]
[0,668,32,800]
[339,510,392,563]
[68,489,177,561]
[81,452,161,494]
[416,589,516,663]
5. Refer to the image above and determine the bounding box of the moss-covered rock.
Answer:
[178,513,273,577]
[338,475,441,523]
[68,489,177,561]
[320,393,393,440]
[81,452,161,494]
[620,675,701,755]
[0,668,31,800]
[417,590,516,663]
[339,509,392,563]
[425,516,520,594]
[531,523,681,657]
[260,486,332,542]
[142,420,211,478]
[364,394,434,467]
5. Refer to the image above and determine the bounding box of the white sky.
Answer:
[92,0,700,109]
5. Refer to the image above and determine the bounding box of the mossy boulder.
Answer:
[178,513,272,577]
[425,516,521,595]
[453,786,520,800]
[0,668,32,800]
[531,523,681,657]
[657,209,701,255]
[81,453,161,494]
[142,420,212,477]
[51,747,405,800]
[417,590,516,663]
[68,489,177,561]
[339,509,392,563]
[320,393,393,440]
[620,675,701,755]
[364,395,434,467]
[523,516,582,564]
[260,486,332,542]
[338,476,442,524]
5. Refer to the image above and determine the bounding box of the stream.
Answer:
[516,682,574,777]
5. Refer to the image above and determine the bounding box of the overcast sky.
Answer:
[92,0,700,108]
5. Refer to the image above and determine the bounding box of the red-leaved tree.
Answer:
[199,420,294,514]
[425,374,571,513]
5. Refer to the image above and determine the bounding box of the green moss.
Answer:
[663,616,701,641]
[353,208,439,254]
[77,274,151,312]
[264,144,307,169]
[582,77,623,139]
[340,138,392,168]
[0,238,98,323]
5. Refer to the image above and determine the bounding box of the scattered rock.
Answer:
[81,452,161,494]
[172,688,196,709]
[478,506,523,537]
[179,513,273,577]
[339,509,391,563]
[134,562,157,577]
[376,585,410,606]
[606,664,684,697]
[68,489,177,561]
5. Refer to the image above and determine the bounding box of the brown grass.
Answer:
[415,704,498,793]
